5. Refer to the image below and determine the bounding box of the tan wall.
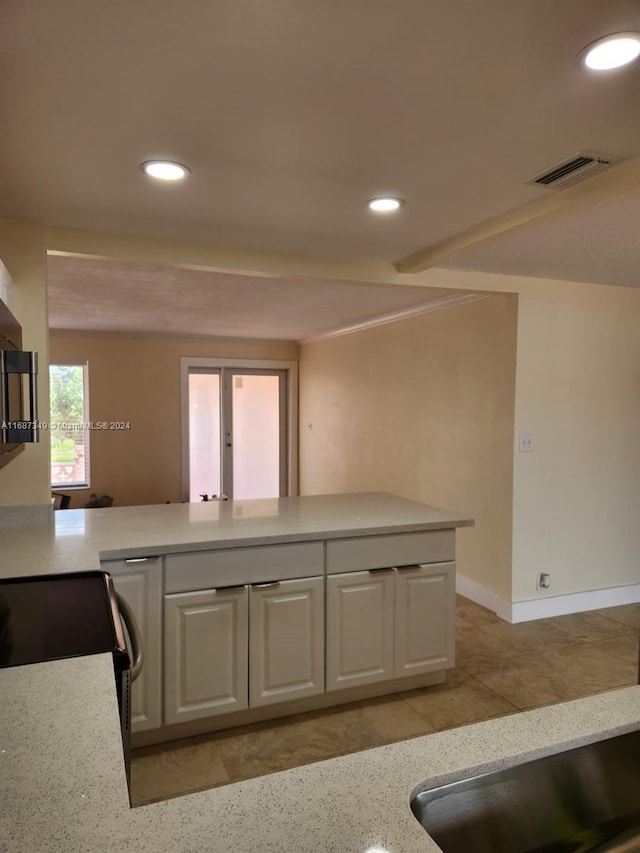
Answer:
[299,294,518,601]
[0,218,50,506]
[49,331,298,508]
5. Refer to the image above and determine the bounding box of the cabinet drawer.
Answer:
[165,541,324,593]
[326,530,454,574]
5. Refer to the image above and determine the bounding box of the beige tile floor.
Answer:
[130,595,640,806]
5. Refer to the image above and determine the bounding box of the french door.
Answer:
[181,359,297,502]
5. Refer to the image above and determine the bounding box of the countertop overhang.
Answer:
[0,492,474,578]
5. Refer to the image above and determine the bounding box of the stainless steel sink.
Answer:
[411,729,640,852]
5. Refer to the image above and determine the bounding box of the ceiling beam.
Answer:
[45,227,404,289]
[395,154,640,274]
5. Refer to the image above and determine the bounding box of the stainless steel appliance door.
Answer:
[114,592,144,682]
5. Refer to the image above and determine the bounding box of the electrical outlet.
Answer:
[537,572,551,590]
[519,434,535,452]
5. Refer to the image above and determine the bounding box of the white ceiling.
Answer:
[46,255,471,341]
[2,0,640,281]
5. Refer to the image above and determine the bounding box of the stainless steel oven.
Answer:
[0,298,38,470]
[0,571,143,790]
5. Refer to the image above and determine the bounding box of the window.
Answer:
[49,363,90,488]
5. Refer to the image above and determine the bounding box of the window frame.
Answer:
[49,361,91,490]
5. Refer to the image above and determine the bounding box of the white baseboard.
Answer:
[457,573,640,623]
[511,584,640,623]
[455,573,513,621]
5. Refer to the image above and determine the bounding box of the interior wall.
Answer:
[49,331,298,508]
[509,279,640,603]
[0,218,51,507]
[413,269,640,605]
[299,294,518,601]
[4,218,637,608]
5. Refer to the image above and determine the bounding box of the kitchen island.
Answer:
[1,493,639,851]
[0,492,474,743]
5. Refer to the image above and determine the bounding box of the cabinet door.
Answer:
[107,558,163,732]
[394,562,455,678]
[249,576,324,707]
[164,587,248,724]
[326,570,394,692]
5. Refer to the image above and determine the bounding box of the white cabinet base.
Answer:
[133,667,446,748]
[394,563,455,677]
[326,563,455,694]
[326,570,395,692]
[164,587,249,725]
[120,526,459,744]
[250,577,324,707]
[106,558,163,733]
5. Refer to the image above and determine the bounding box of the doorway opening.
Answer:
[181,358,298,502]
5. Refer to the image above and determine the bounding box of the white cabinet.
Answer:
[326,563,455,693]
[104,558,163,732]
[326,569,395,691]
[249,577,324,707]
[164,587,248,725]
[164,577,325,723]
[131,533,457,734]
[394,563,455,677]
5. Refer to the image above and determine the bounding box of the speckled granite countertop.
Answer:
[0,492,473,579]
[2,653,640,853]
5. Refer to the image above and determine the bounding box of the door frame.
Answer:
[180,357,298,501]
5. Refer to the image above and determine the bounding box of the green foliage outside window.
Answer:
[50,364,88,486]
[50,437,76,462]
[50,365,84,430]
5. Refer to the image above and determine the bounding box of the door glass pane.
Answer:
[232,374,280,500]
[188,372,221,502]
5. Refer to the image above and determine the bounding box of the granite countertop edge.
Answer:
[98,517,474,560]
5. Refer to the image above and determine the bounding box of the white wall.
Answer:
[510,279,640,603]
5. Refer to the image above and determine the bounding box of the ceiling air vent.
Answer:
[526,152,618,190]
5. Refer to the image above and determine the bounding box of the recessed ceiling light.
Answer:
[367,197,404,213]
[141,160,190,181]
[582,32,640,70]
